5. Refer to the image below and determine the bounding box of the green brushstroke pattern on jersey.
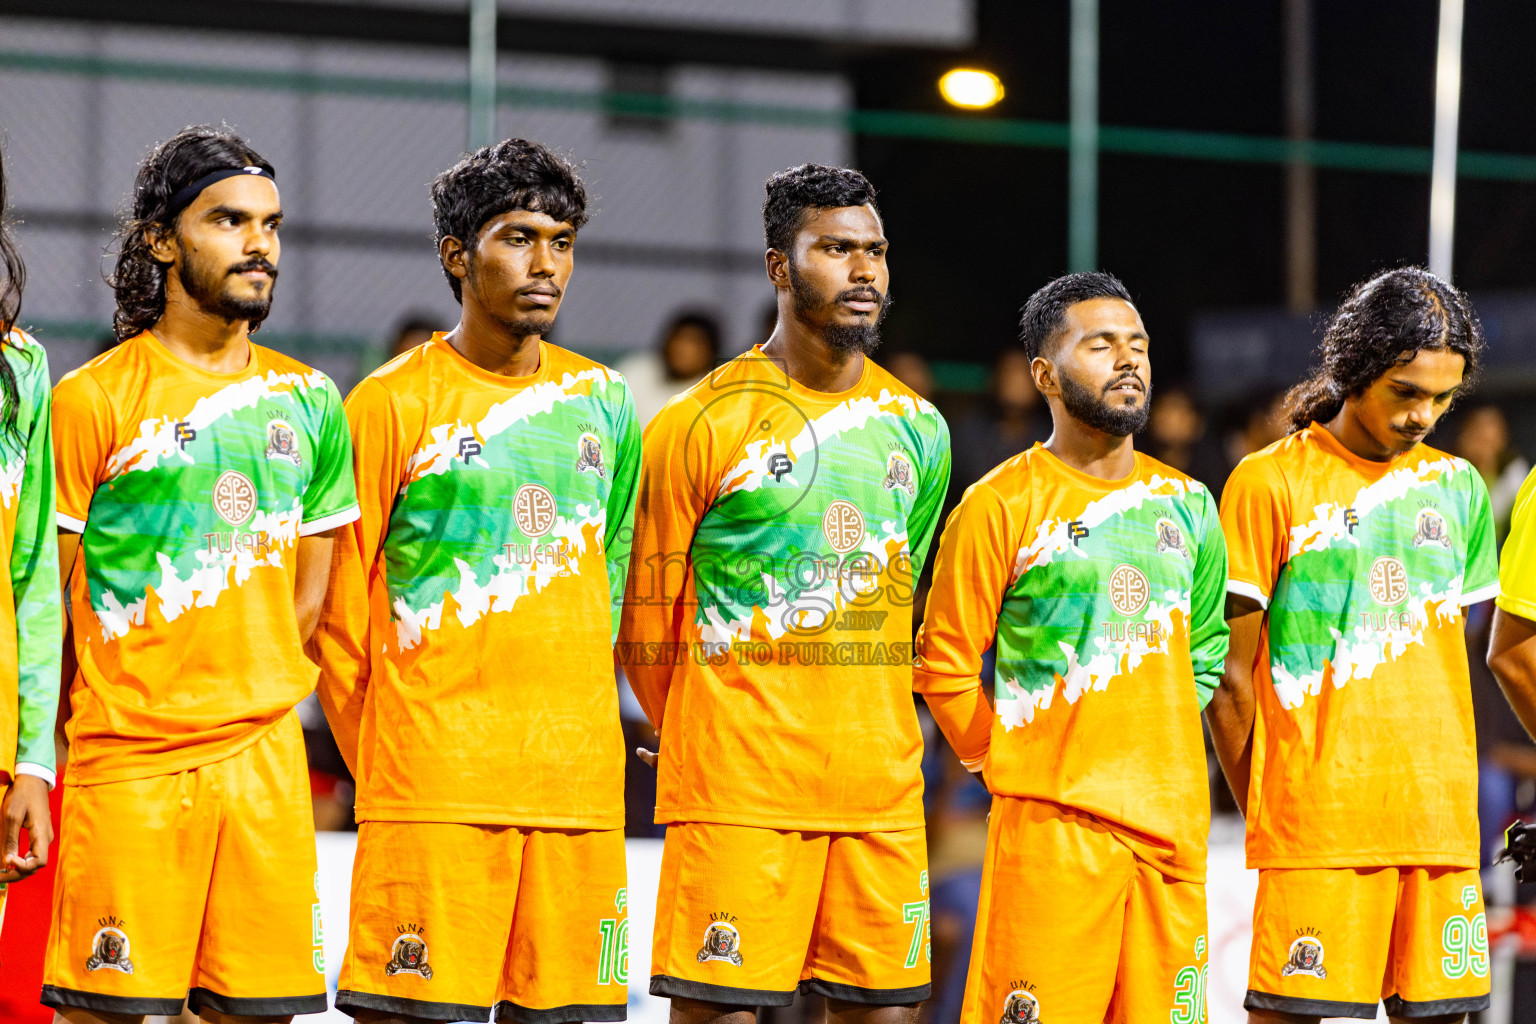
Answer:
[83,370,354,639]
[995,474,1228,726]
[1266,455,1497,709]
[384,367,638,645]
[689,389,949,647]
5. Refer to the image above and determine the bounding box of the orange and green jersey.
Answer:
[53,331,359,785]
[312,336,639,829]
[0,330,62,788]
[1221,424,1498,869]
[619,347,950,832]
[1496,466,1536,619]
[914,447,1228,881]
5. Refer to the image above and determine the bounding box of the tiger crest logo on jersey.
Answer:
[999,989,1041,1024]
[266,419,301,465]
[1413,507,1451,548]
[85,919,134,974]
[576,431,606,477]
[386,928,434,979]
[696,921,745,965]
[1155,517,1188,558]
[884,449,916,497]
[1281,935,1326,978]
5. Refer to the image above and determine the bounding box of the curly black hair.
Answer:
[430,138,589,303]
[762,164,879,254]
[109,126,275,342]
[1284,267,1483,433]
[1018,271,1136,360]
[0,142,30,443]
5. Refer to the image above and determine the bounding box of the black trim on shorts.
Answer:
[335,987,492,1022]
[1244,989,1379,1019]
[186,986,329,1016]
[39,984,184,1016]
[799,978,931,1006]
[1382,992,1491,1017]
[650,975,797,1008]
[496,998,628,1023]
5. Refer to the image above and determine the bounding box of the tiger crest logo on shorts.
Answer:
[576,431,606,478]
[1281,935,1326,979]
[85,917,134,974]
[999,988,1041,1024]
[696,920,744,966]
[386,927,434,979]
[883,449,916,497]
[1155,517,1188,558]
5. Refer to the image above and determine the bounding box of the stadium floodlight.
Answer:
[939,69,1005,110]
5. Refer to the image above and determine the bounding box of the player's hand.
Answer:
[0,774,53,883]
[635,747,659,769]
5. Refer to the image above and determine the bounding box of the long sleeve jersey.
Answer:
[311,336,639,828]
[914,446,1228,882]
[0,330,61,787]
[619,347,950,832]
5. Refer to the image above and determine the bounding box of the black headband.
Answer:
[165,165,276,217]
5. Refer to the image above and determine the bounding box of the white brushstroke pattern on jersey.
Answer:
[405,367,614,482]
[1273,457,1470,709]
[104,370,328,478]
[391,504,605,649]
[0,454,24,509]
[94,501,302,640]
[1010,475,1192,584]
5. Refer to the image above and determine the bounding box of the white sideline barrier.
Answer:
[304,835,1387,1023]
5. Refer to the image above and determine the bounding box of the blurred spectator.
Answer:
[883,349,934,401]
[949,349,1050,501]
[618,310,721,427]
[297,692,354,831]
[387,312,440,360]
[1223,387,1287,468]
[1143,385,1230,499]
[1454,404,1529,543]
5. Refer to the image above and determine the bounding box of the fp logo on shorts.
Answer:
[386,929,433,979]
[85,918,134,974]
[696,921,745,966]
[1281,935,1327,979]
[999,989,1041,1024]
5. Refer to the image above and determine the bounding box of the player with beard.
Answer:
[620,164,949,1020]
[312,139,638,1024]
[913,272,1229,1023]
[0,141,63,936]
[43,127,357,1020]
[1214,267,1494,1022]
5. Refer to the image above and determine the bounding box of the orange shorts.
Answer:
[650,823,931,1007]
[1245,866,1491,1019]
[960,797,1208,1024]
[336,821,628,1023]
[41,711,326,1016]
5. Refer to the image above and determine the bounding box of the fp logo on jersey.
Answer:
[458,435,482,461]
[768,452,794,481]
[1368,556,1408,606]
[174,421,196,451]
[513,483,557,537]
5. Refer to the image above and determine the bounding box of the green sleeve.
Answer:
[11,346,63,775]
[907,410,952,578]
[302,376,360,531]
[1188,484,1231,711]
[1464,466,1500,602]
[605,378,641,644]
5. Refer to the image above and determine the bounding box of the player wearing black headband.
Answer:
[42,126,358,1021]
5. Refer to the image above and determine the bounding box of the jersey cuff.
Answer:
[1462,581,1501,607]
[1226,578,1269,609]
[14,761,56,788]
[1495,592,1536,622]
[299,505,361,536]
[56,512,86,533]
[959,752,987,773]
